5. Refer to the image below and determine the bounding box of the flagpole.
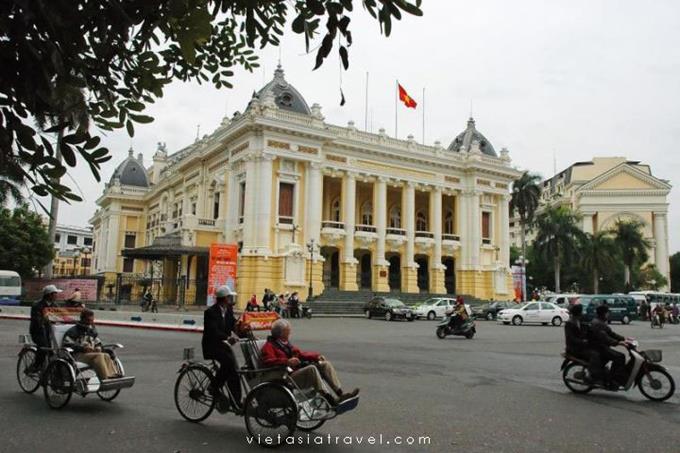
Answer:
[422,87,425,144]
[364,72,369,132]
[395,80,398,138]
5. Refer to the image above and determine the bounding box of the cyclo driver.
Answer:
[201,285,248,413]
[28,285,61,372]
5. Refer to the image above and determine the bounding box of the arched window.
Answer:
[331,197,341,222]
[444,210,454,235]
[361,201,373,225]
[389,205,401,228]
[416,210,428,231]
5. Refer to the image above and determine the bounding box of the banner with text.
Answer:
[207,243,238,306]
[24,278,99,302]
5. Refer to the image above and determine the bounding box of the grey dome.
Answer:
[110,148,150,187]
[254,65,311,115]
[447,117,497,157]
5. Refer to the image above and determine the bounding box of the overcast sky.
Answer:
[45,0,680,252]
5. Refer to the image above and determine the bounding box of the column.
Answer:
[457,191,469,267]
[654,212,669,288]
[195,166,205,218]
[256,154,274,253]
[305,162,323,244]
[401,181,418,292]
[373,177,390,292]
[105,213,120,272]
[224,166,239,242]
[470,191,482,268]
[499,194,511,267]
[582,213,593,234]
[241,155,259,252]
[340,172,358,290]
[430,186,446,293]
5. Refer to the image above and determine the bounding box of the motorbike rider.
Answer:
[589,304,628,387]
[652,303,665,326]
[447,296,468,330]
[564,304,603,384]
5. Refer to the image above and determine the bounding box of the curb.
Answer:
[0,314,203,333]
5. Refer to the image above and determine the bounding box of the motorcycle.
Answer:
[436,316,476,339]
[650,313,664,329]
[561,341,675,401]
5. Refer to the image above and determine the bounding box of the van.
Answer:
[0,270,22,306]
[577,294,635,324]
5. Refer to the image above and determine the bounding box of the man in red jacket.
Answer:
[260,319,359,404]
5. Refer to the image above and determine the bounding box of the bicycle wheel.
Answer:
[638,367,675,402]
[16,348,41,394]
[244,383,298,445]
[43,360,74,409]
[562,362,593,394]
[296,394,331,431]
[174,365,216,422]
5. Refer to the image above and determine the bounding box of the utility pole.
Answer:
[44,129,63,279]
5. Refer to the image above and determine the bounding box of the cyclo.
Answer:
[173,312,359,446]
[16,307,135,409]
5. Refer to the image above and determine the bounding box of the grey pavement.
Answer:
[0,318,679,453]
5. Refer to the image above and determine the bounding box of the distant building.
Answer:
[52,224,93,277]
[510,157,671,288]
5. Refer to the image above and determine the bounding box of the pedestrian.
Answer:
[278,293,288,318]
[639,300,648,321]
[246,294,259,312]
[288,292,300,318]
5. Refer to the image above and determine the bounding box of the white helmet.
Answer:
[215,285,237,298]
[43,284,63,295]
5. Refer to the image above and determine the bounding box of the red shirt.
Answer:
[260,339,320,368]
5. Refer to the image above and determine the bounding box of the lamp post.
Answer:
[73,248,81,276]
[81,247,91,275]
[306,239,316,300]
[515,256,529,302]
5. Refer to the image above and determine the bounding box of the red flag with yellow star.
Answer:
[398,83,417,109]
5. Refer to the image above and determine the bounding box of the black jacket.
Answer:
[29,298,57,341]
[589,318,625,349]
[202,303,237,359]
[564,319,589,354]
[63,323,102,353]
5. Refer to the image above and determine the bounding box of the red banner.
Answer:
[207,243,238,306]
[24,278,99,302]
[241,312,280,331]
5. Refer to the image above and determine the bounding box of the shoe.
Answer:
[215,395,229,414]
[319,391,339,405]
[337,388,360,402]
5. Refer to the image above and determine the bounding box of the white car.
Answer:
[497,302,569,326]
[412,297,457,320]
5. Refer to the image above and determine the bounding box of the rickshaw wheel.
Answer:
[43,360,74,409]
[97,389,121,401]
[17,348,40,394]
[174,365,216,422]
[296,394,332,431]
[244,383,298,446]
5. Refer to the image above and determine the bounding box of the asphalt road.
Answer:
[1,317,679,453]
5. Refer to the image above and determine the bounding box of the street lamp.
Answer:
[73,248,81,276]
[514,255,529,302]
[306,239,316,300]
[81,247,91,275]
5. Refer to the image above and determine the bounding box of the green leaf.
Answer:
[129,114,154,124]
[126,120,135,137]
[339,45,349,70]
[60,143,77,167]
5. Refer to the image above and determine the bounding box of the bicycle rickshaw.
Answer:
[16,307,135,409]
[173,312,359,447]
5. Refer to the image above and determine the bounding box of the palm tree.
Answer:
[510,171,541,300]
[0,156,25,207]
[612,219,650,289]
[580,231,618,293]
[534,205,583,292]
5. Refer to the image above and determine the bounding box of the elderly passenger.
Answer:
[260,319,359,404]
[63,309,119,380]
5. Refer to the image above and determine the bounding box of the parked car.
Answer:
[542,293,580,309]
[577,295,637,324]
[497,302,569,326]
[412,297,457,320]
[472,301,516,320]
[364,297,415,321]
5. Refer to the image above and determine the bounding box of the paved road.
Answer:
[1,317,679,453]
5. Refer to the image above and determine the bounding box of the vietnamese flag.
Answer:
[398,83,417,109]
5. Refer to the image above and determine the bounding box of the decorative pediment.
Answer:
[578,163,671,193]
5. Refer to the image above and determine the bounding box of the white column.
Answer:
[470,191,482,268]
[654,212,669,286]
[305,162,323,244]
[499,194,511,267]
[224,166,238,242]
[256,154,274,252]
[458,192,469,267]
[105,213,120,272]
[431,187,442,266]
[195,167,205,218]
[403,182,415,266]
[242,156,259,251]
[374,177,388,265]
[342,172,356,262]
[582,213,594,234]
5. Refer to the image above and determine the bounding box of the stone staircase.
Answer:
[308,289,486,315]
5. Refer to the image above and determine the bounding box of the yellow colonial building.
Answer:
[91,66,521,306]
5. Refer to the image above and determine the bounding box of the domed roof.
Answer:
[447,117,497,157]
[109,148,150,187]
[254,65,311,115]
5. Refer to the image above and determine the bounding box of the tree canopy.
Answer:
[0,0,423,208]
[0,205,54,279]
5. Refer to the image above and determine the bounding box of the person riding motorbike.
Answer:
[652,303,665,327]
[588,304,629,387]
[447,296,468,330]
[564,304,603,384]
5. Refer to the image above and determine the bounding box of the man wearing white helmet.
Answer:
[201,284,245,413]
[28,285,62,371]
